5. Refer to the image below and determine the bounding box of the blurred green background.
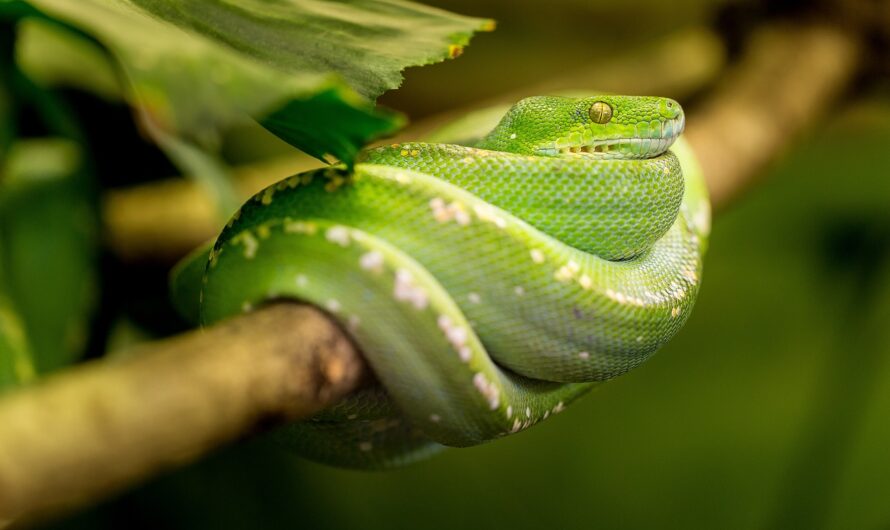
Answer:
[2,0,887,528]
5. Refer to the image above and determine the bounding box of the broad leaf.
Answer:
[15,17,121,102]
[0,138,98,373]
[4,0,493,166]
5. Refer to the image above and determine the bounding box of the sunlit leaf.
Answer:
[3,0,493,166]
[15,18,121,102]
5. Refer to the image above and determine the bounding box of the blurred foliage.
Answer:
[378,0,730,117]
[0,138,96,376]
[0,20,98,382]
[0,294,34,387]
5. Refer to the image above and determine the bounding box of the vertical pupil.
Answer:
[589,102,612,124]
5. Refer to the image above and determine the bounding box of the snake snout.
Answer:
[553,116,685,160]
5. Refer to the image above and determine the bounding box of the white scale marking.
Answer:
[472,372,500,410]
[393,269,428,309]
[359,250,385,274]
[325,226,351,247]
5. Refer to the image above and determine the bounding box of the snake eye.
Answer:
[589,101,612,124]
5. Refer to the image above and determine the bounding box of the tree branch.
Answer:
[0,303,368,525]
[685,22,861,210]
[0,19,867,528]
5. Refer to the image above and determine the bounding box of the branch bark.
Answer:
[0,19,867,528]
[684,22,861,210]
[0,303,368,526]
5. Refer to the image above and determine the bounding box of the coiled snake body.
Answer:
[173,95,710,468]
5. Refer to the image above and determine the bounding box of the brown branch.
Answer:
[0,303,369,526]
[685,22,861,210]
[0,19,868,528]
[103,156,322,263]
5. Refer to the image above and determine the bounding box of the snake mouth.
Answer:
[547,114,685,160]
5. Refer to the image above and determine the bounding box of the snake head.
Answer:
[477,95,685,159]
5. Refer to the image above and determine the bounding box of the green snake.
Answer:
[172,95,710,468]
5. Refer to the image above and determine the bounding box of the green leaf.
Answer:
[122,0,493,100]
[15,18,121,102]
[4,0,493,166]
[0,295,36,390]
[0,138,98,373]
[262,87,405,167]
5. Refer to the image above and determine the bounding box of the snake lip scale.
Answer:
[174,94,709,468]
[546,114,685,159]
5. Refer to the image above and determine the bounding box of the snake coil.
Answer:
[173,95,710,468]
